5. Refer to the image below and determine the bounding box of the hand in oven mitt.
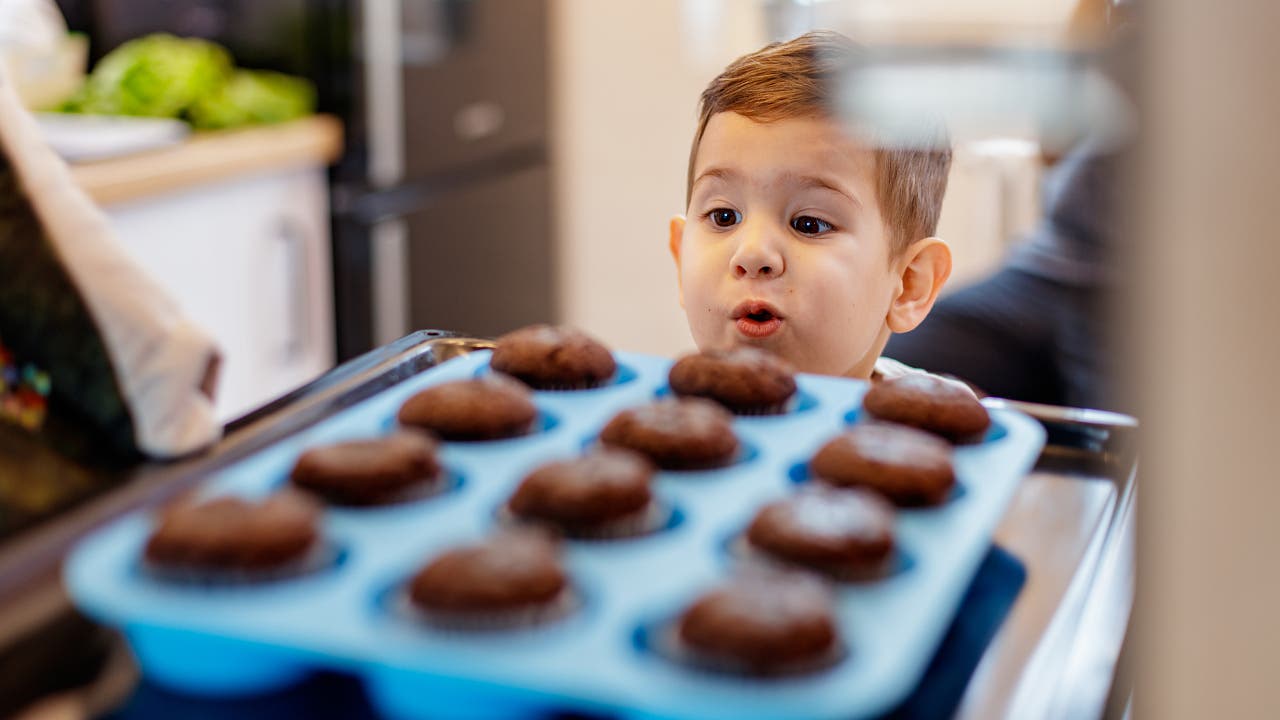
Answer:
[0,63,220,458]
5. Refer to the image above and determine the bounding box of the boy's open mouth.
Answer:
[732,301,784,339]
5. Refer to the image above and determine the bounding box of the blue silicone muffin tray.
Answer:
[65,350,1044,720]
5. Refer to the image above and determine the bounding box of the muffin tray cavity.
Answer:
[65,350,1044,720]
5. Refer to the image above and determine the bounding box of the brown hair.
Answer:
[687,31,952,254]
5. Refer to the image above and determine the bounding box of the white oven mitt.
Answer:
[0,62,220,458]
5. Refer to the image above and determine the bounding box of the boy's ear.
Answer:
[669,215,686,308]
[886,237,952,333]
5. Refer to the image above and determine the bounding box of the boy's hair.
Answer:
[687,31,952,255]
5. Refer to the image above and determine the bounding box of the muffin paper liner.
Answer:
[497,499,672,541]
[648,620,849,679]
[141,539,339,586]
[728,535,901,584]
[396,586,580,632]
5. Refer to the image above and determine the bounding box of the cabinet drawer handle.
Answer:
[277,218,310,363]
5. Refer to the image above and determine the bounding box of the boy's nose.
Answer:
[735,262,776,279]
[731,224,785,280]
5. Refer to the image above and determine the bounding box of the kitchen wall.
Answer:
[550,0,1043,358]
[549,0,763,357]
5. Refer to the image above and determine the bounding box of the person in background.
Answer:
[886,144,1119,410]
[0,50,221,459]
[885,0,1127,412]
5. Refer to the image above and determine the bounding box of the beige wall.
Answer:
[550,0,764,356]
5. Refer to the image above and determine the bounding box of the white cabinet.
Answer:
[102,167,335,422]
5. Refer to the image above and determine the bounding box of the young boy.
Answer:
[668,31,953,380]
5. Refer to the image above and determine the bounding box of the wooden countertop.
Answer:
[69,115,343,207]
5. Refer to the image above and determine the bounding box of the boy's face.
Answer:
[670,112,901,377]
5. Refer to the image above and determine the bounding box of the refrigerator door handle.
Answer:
[364,0,405,188]
[371,219,410,346]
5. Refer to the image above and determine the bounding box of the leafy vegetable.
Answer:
[63,34,231,118]
[62,34,314,129]
[187,70,315,130]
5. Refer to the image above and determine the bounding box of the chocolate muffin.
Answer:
[745,486,896,580]
[862,373,991,443]
[676,572,841,675]
[507,448,659,538]
[490,324,617,390]
[397,374,538,441]
[289,432,444,506]
[408,530,574,630]
[599,398,739,471]
[144,491,323,578]
[668,347,797,415]
[809,423,956,506]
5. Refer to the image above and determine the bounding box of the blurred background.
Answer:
[8,0,1083,421]
[5,1,1280,718]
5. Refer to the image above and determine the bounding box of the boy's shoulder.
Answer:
[872,356,922,382]
[872,356,980,398]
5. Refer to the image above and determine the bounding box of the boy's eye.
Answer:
[791,215,834,235]
[708,208,741,228]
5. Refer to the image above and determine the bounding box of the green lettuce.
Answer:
[186,70,315,129]
[62,34,314,129]
[64,34,231,118]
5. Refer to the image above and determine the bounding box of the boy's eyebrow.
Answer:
[690,166,739,191]
[691,167,863,209]
[782,172,863,210]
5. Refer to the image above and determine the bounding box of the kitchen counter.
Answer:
[67,115,343,207]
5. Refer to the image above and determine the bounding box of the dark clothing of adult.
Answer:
[886,144,1120,411]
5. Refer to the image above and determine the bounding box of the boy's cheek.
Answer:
[676,253,715,308]
[681,265,717,311]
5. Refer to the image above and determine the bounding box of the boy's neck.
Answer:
[842,329,892,380]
